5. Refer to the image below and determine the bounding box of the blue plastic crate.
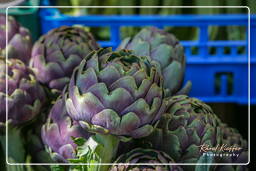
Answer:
[38,4,256,105]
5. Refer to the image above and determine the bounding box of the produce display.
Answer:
[0,15,248,171]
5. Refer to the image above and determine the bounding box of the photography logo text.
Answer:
[199,144,242,158]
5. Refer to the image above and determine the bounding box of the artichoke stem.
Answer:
[94,133,120,171]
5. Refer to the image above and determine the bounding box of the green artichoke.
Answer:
[30,26,100,92]
[65,48,168,139]
[0,58,46,125]
[110,148,183,171]
[212,123,248,171]
[141,95,248,170]
[220,123,247,150]
[118,27,191,96]
[143,95,222,164]
[0,14,32,64]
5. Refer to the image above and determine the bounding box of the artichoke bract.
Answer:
[30,26,100,92]
[41,97,90,162]
[0,58,45,125]
[143,95,223,165]
[118,27,191,96]
[0,14,32,64]
[110,148,183,171]
[65,48,168,139]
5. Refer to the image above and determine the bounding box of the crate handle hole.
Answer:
[215,72,233,96]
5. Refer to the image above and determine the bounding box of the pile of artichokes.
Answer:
[0,15,248,171]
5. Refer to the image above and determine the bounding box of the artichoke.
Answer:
[0,58,45,125]
[212,123,248,171]
[30,26,100,92]
[41,97,90,162]
[110,148,183,171]
[143,95,223,164]
[0,14,32,64]
[65,48,168,139]
[118,27,191,96]
[141,95,248,170]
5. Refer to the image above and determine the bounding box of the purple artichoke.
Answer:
[0,14,32,64]
[110,148,183,171]
[30,26,100,92]
[65,48,168,139]
[0,58,45,125]
[118,27,191,96]
[41,97,90,162]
